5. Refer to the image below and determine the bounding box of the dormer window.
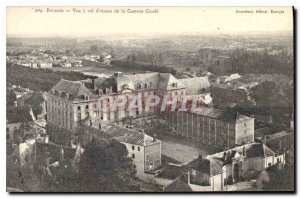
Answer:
[137,83,142,90]
[144,83,148,89]
[172,83,178,88]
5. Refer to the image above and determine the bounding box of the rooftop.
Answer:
[178,76,210,95]
[50,79,97,101]
[190,107,254,123]
[187,143,276,176]
[86,120,161,147]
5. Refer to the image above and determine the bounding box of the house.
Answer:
[34,141,77,176]
[37,59,52,68]
[178,76,211,95]
[186,143,285,191]
[80,121,162,177]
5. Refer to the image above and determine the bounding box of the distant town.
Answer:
[6,33,294,192]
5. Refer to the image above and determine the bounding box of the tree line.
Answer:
[7,63,94,92]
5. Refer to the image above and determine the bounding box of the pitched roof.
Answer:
[164,176,192,192]
[115,72,185,92]
[35,142,76,166]
[86,121,161,146]
[190,107,254,123]
[265,131,289,140]
[208,143,275,160]
[115,132,157,146]
[6,106,34,124]
[178,77,210,95]
[158,73,185,91]
[50,79,97,101]
[156,164,186,180]
[186,158,223,176]
[189,143,276,177]
[246,143,275,158]
[115,73,160,92]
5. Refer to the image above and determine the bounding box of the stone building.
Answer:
[187,143,285,191]
[162,107,255,149]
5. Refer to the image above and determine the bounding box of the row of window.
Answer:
[136,82,153,90]
[132,145,141,151]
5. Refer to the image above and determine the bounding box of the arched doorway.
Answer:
[233,163,240,182]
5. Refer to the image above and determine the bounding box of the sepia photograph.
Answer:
[6,6,294,192]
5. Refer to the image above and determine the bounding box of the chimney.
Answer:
[198,153,203,167]
[114,72,123,77]
[153,134,157,142]
[223,152,227,162]
[243,145,246,156]
[60,146,64,161]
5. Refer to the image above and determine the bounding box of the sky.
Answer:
[6,7,293,37]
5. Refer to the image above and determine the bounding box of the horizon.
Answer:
[7,7,293,38]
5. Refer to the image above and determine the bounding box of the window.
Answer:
[78,106,81,110]
[86,105,89,109]
[93,104,97,108]
[244,130,247,134]
[268,163,272,167]
[132,145,135,150]
[132,154,135,159]
[144,84,148,89]
[6,128,9,132]
[137,84,142,90]
[138,147,140,151]
[277,158,280,163]
[244,123,247,127]
[145,154,149,161]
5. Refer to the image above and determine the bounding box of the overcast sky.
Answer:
[7,7,293,37]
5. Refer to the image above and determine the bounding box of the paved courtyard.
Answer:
[157,132,222,164]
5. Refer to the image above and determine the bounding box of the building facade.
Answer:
[162,108,255,149]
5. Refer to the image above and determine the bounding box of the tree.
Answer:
[24,92,44,117]
[78,139,137,192]
[7,89,16,106]
[89,45,98,52]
